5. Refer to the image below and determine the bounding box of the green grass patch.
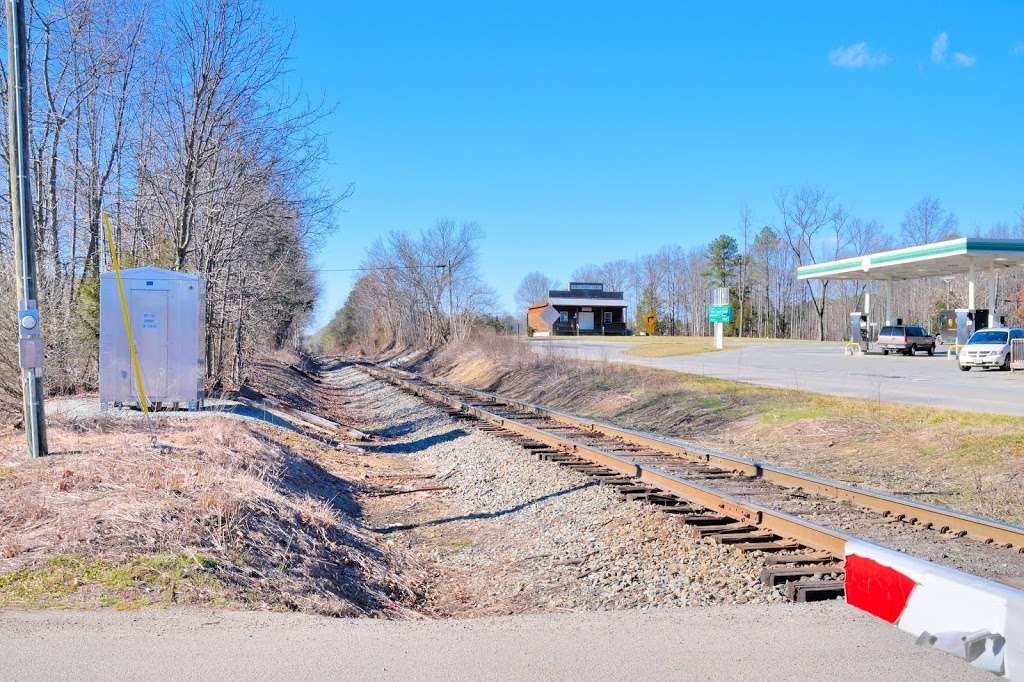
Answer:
[0,553,222,609]
[758,404,830,424]
[694,396,726,410]
[949,433,1024,465]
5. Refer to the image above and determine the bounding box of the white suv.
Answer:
[958,327,1024,371]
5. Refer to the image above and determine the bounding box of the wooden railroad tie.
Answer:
[367,366,850,604]
[785,579,845,602]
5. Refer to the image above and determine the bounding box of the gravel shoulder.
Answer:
[0,605,989,681]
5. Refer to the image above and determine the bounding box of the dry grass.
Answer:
[425,334,1024,525]
[528,335,806,358]
[623,336,804,357]
[0,414,416,615]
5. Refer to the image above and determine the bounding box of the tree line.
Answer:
[325,188,1024,354]
[1,0,338,416]
[518,189,1024,340]
[317,220,497,353]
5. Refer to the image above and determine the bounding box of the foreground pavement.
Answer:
[533,339,1024,416]
[0,604,987,680]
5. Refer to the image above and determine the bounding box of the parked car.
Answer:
[958,328,1024,371]
[877,325,936,356]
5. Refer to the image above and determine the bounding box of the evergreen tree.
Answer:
[703,234,741,288]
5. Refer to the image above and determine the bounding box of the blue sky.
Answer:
[266,1,1024,327]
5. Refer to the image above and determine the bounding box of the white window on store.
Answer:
[603,311,613,324]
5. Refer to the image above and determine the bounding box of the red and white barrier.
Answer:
[845,538,1024,678]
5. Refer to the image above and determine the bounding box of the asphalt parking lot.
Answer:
[532,339,1024,416]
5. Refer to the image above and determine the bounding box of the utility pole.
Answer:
[447,258,454,340]
[6,0,48,458]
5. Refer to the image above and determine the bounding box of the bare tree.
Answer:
[0,0,342,399]
[777,186,850,341]
[737,205,752,336]
[900,195,958,245]
[339,220,492,350]
[515,272,553,310]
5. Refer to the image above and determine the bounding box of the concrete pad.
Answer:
[0,604,989,681]
[533,339,1024,416]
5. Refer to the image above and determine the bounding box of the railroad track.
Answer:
[356,361,1024,604]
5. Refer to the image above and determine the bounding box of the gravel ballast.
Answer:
[326,362,784,615]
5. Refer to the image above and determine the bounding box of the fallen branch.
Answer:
[288,363,322,384]
[233,394,371,441]
[372,486,450,498]
[553,550,599,567]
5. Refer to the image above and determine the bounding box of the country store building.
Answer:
[526,282,629,336]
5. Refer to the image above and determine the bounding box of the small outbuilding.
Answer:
[527,282,629,336]
[99,266,206,410]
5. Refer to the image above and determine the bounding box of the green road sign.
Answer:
[708,305,733,323]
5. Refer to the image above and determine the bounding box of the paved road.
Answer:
[0,605,987,681]
[532,339,1024,416]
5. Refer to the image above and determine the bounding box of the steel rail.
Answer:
[363,364,851,555]
[424,375,1024,550]
[364,362,1024,553]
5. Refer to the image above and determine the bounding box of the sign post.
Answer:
[709,287,732,350]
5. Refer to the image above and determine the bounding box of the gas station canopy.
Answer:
[797,238,1024,281]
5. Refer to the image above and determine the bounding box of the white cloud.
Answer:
[828,42,890,69]
[931,32,949,63]
[953,51,976,67]
[1012,42,1024,55]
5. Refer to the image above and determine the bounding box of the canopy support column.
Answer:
[968,264,976,311]
[990,272,999,325]
[884,281,893,325]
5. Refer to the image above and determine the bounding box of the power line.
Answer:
[306,264,447,273]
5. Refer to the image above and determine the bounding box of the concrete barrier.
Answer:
[845,538,1024,678]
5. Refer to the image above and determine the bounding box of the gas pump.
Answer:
[973,309,990,332]
[849,312,869,353]
[954,309,973,348]
[936,309,957,345]
[953,308,994,348]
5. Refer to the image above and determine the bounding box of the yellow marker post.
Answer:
[645,314,657,336]
[102,212,150,414]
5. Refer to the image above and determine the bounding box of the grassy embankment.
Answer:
[0,357,415,614]
[425,335,1024,525]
